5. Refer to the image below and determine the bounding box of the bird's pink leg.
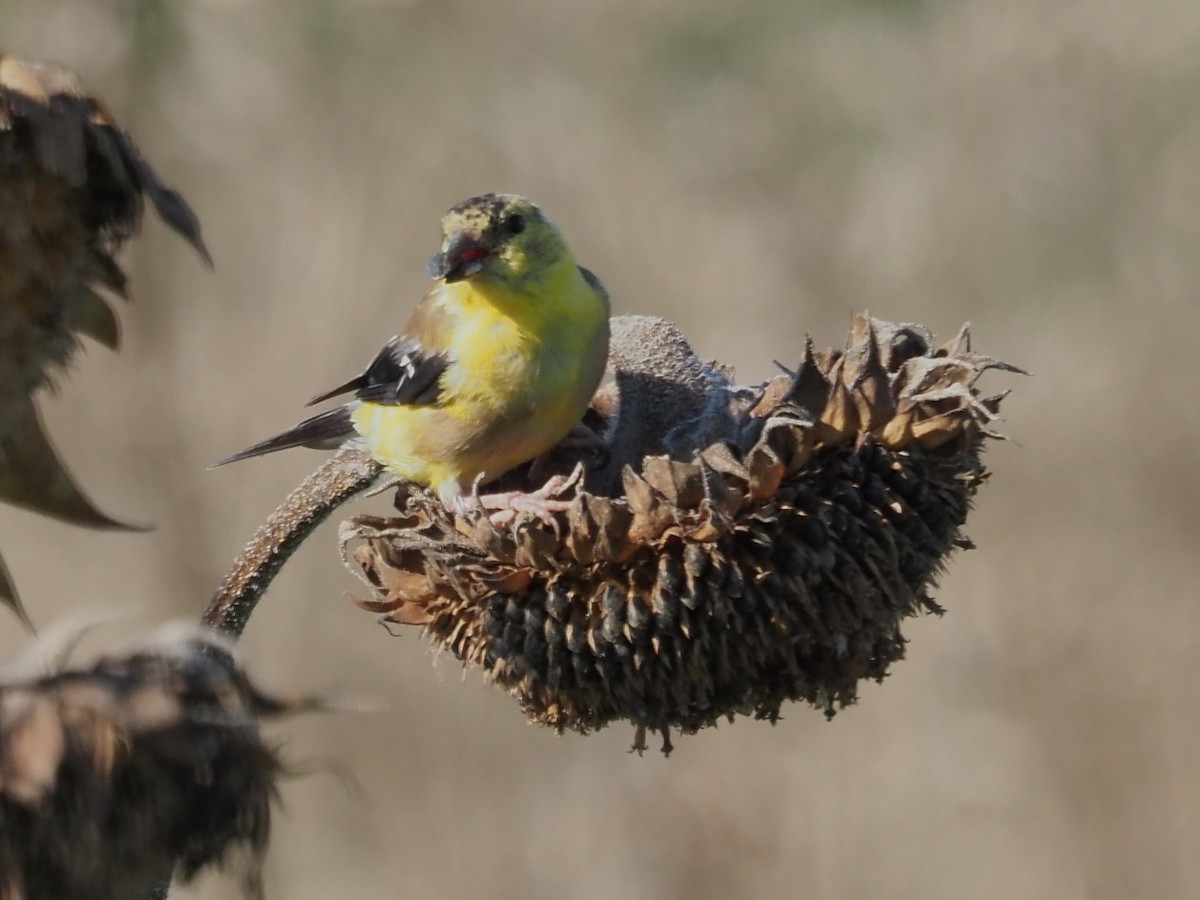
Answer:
[480,461,588,530]
[479,474,575,529]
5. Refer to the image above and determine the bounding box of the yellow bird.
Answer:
[216,193,610,521]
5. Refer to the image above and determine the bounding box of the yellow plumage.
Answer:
[218,193,610,518]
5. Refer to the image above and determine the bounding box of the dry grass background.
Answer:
[1,0,1197,897]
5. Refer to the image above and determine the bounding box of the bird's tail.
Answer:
[212,406,357,467]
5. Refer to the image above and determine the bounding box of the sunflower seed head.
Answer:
[345,313,1018,748]
[0,629,320,899]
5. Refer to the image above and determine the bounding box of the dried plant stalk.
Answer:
[0,630,320,900]
[205,450,384,637]
[0,54,207,622]
[345,313,1020,750]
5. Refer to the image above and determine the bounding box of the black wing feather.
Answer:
[214,335,449,468]
[211,406,355,467]
[307,336,448,408]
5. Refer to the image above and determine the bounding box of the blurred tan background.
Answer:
[2,0,1198,897]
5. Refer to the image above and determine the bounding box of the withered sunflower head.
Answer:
[344,313,1021,752]
[0,54,210,624]
[0,628,321,898]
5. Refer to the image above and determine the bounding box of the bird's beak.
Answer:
[426,232,490,282]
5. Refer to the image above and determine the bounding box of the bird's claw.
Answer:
[479,471,579,531]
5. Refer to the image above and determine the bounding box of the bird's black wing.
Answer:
[213,326,451,468]
[306,335,449,408]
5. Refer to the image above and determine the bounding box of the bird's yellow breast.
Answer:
[351,261,608,501]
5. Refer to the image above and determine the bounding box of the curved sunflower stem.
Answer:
[134,450,380,900]
[204,449,383,636]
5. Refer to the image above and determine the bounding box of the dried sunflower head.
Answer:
[0,54,208,621]
[0,628,320,900]
[345,313,1019,751]
[0,54,207,396]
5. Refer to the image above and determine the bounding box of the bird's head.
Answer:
[426,193,570,287]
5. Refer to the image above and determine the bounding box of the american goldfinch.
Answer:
[216,193,610,520]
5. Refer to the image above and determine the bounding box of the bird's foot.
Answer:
[479,468,582,531]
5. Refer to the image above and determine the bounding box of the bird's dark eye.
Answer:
[501,213,526,235]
